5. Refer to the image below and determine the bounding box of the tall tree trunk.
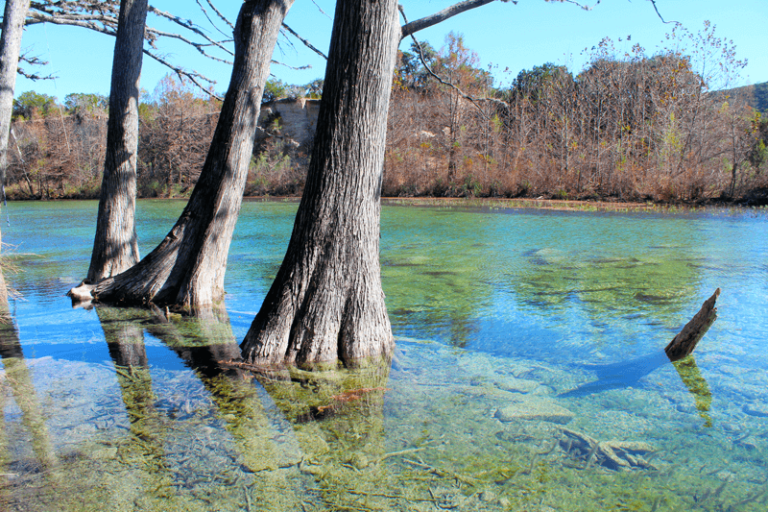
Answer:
[82,0,293,309]
[0,0,32,272]
[0,0,29,190]
[86,0,148,282]
[240,0,399,367]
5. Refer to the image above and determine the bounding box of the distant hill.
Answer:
[720,82,768,114]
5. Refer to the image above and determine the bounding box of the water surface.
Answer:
[1,199,767,511]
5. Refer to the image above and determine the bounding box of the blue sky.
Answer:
[13,0,768,101]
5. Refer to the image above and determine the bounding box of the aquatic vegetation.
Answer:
[1,200,767,510]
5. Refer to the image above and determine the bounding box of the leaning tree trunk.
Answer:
[85,0,148,282]
[240,0,400,367]
[0,0,32,270]
[80,0,293,309]
[0,0,30,189]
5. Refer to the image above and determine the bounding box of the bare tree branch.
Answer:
[271,59,311,71]
[310,0,332,20]
[17,50,54,81]
[399,5,508,123]
[142,49,221,101]
[21,1,326,96]
[399,0,673,40]
[282,22,327,60]
[148,5,233,56]
[16,68,55,80]
[25,11,117,35]
[206,0,234,29]
[649,0,679,24]
[556,0,600,11]
[401,0,509,40]
[196,0,233,37]
[146,26,233,64]
[23,0,233,95]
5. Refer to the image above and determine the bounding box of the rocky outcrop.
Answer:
[257,98,321,147]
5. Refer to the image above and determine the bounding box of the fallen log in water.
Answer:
[665,288,720,362]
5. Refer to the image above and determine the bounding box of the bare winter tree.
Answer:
[70,0,674,368]
[238,0,545,367]
[0,0,30,192]
[23,0,230,94]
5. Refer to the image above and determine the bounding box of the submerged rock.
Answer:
[81,443,118,461]
[494,399,574,424]
[559,428,656,471]
[494,377,541,394]
[743,403,768,418]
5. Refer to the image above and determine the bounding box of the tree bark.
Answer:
[80,0,293,309]
[0,0,30,187]
[86,0,148,282]
[240,0,399,367]
[0,0,32,268]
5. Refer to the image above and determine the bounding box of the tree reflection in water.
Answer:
[97,305,397,511]
[98,307,174,502]
[673,355,713,428]
[0,273,57,510]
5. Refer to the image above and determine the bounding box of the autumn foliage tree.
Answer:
[383,22,760,203]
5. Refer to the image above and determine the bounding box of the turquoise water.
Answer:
[1,199,767,511]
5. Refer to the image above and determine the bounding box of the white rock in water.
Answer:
[494,399,574,424]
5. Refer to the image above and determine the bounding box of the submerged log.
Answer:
[665,288,720,362]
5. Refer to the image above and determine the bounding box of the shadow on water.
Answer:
[93,305,397,511]
[559,351,673,398]
[560,351,713,426]
[559,293,717,426]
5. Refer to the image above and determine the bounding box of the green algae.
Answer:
[2,200,768,511]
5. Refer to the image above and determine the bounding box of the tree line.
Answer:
[6,24,767,204]
[386,24,767,203]
[4,75,310,199]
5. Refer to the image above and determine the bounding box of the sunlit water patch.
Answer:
[1,199,767,511]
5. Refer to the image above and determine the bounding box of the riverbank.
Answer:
[380,195,768,212]
[6,186,768,210]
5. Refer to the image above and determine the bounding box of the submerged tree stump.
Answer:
[665,288,720,362]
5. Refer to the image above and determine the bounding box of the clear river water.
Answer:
[1,199,767,511]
